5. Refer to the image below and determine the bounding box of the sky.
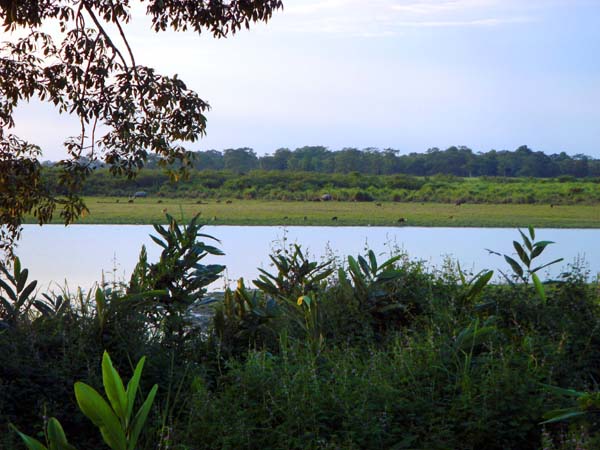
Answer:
[6,0,600,160]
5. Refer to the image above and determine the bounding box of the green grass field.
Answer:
[29,197,600,228]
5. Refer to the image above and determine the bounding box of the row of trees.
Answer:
[143,145,598,177]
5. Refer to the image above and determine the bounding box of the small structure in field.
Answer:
[321,194,332,201]
[133,191,148,198]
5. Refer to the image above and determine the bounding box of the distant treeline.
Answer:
[136,145,598,177]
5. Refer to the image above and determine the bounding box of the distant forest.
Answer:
[132,145,597,178]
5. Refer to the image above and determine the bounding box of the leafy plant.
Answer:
[128,213,225,341]
[213,278,281,349]
[253,244,333,301]
[12,351,158,450]
[339,250,417,330]
[487,226,563,302]
[0,257,37,325]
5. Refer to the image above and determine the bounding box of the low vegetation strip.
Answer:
[26,197,600,228]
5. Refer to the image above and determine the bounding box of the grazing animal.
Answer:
[215,200,221,203]
[283,216,289,220]
[397,217,406,223]
[303,216,307,221]
[116,199,119,203]
[455,199,465,206]
[376,202,382,207]
[162,208,168,214]
[331,216,338,221]
[157,200,163,204]
[550,204,554,208]
[196,200,203,204]
[226,200,233,204]
[128,199,134,203]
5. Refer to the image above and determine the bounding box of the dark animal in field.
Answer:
[116,199,119,203]
[157,200,163,204]
[331,216,338,221]
[226,200,233,204]
[321,194,333,201]
[303,216,307,221]
[128,199,134,203]
[397,217,406,223]
[216,200,221,203]
[376,202,382,207]
[455,199,465,206]
[550,204,554,208]
[283,216,288,220]
[196,200,204,204]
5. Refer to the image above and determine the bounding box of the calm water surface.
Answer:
[15,225,600,291]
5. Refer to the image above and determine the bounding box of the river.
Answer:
[14,225,599,292]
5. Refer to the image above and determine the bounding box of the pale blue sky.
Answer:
[8,0,600,160]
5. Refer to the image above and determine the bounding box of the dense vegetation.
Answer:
[123,145,599,177]
[2,217,600,449]
[43,167,600,205]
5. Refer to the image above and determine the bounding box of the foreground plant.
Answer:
[487,226,563,302]
[12,351,158,450]
[0,256,37,326]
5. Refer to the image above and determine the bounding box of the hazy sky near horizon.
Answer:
[7,0,600,160]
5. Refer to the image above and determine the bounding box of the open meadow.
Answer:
[31,197,600,228]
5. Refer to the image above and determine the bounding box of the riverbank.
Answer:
[26,197,600,228]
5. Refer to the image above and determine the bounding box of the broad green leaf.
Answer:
[518,229,533,251]
[381,254,403,269]
[9,424,48,450]
[13,257,21,282]
[149,235,167,249]
[74,382,126,450]
[357,256,370,277]
[540,410,586,424]
[531,241,555,259]
[465,270,493,301]
[528,225,535,240]
[0,279,17,302]
[513,241,530,267]
[126,357,146,423]
[47,418,77,450]
[540,384,584,397]
[18,280,37,306]
[531,273,546,303]
[504,255,523,278]
[531,258,564,273]
[16,268,28,292]
[128,384,158,450]
[368,250,377,272]
[102,352,128,421]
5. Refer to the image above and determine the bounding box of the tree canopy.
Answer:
[0,0,283,254]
